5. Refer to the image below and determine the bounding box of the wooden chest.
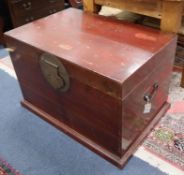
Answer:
[6,0,64,27]
[5,8,177,168]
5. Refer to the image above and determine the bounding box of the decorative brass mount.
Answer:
[40,53,70,92]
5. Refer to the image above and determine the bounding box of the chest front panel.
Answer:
[7,38,123,156]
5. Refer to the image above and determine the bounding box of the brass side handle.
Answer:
[22,2,32,10]
[49,0,57,3]
[144,83,159,103]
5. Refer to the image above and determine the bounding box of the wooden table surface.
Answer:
[83,0,184,33]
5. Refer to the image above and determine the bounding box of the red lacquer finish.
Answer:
[5,8,177,168]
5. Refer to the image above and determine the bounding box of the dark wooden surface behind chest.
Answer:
[6,0,64,27]
[0,17,4,44]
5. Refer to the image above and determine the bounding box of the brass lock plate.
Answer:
[40,53,70,92]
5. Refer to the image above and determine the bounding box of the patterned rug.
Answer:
[0,158,20,175]
[143,72,184,171]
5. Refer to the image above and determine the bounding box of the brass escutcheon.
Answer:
[40,53,70,92]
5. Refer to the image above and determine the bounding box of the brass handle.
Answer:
[25,16,34,22]
[12,0,23,4]
[49,9,57,14]
[144,83,159,103]
[22,2,32,10]
[40,53,70,92]
[49,0,57,3]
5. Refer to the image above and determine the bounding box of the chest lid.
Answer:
[5,8,176,99]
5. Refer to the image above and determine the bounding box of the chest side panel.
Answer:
[121,39,176,151]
